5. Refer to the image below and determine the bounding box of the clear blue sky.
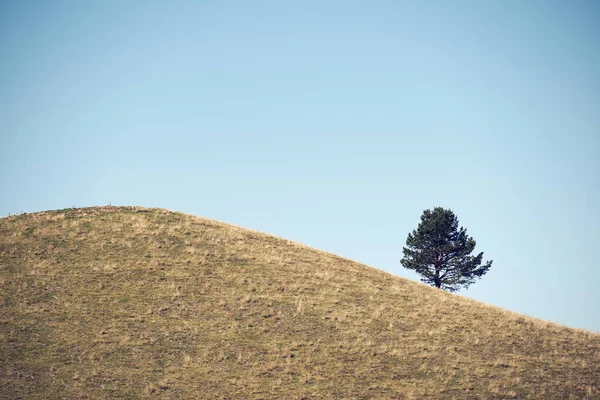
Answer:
[1,1,598,332]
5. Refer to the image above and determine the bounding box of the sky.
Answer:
[1,1,599,332]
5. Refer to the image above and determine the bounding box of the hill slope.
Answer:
[1,206,598,399]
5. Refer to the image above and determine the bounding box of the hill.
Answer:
[1,206,598,399]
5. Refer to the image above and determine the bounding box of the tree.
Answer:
[400,207,492,292]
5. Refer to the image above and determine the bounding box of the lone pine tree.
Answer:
[401,207,492,292]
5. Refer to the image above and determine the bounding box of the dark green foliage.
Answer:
[401,207,492,292]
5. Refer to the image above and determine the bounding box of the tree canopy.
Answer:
[401,207,492,292]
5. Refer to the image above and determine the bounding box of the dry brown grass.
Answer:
[1,206,599,399]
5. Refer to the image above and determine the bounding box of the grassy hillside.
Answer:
[1,206,598,399]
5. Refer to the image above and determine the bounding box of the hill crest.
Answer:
[1,206,598,399]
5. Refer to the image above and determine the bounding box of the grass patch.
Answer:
[0,206,599,399]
